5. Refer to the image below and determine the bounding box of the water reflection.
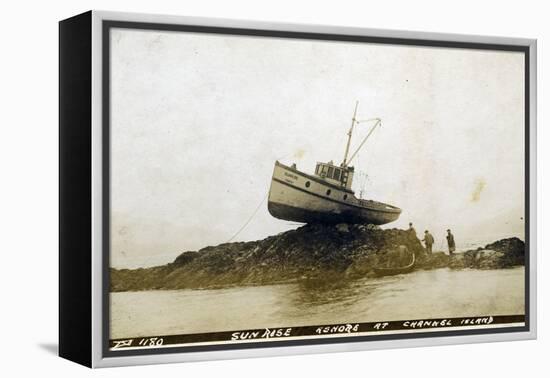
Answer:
[277,274,404,324]
[111,267,525,338]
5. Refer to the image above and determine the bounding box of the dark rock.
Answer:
[483,238,525,267]
[417,238,525,271]
[417,252,450,270]
[459,237,525,269]
[110,226,524,292]
[173,251,199,265]
[111,224,423,292]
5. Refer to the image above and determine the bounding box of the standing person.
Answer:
[446,229,456,255]
[408,222,416,237]
[422,230,435,254]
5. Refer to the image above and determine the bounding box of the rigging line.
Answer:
[226,190,270,243]
[347,119,381,165]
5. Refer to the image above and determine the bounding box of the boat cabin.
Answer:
[314,161,354,190]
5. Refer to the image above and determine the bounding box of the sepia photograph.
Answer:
[105,23,528,351]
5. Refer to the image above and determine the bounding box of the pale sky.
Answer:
[110,28,525,268]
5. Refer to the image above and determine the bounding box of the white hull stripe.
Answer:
[271,177,400,214]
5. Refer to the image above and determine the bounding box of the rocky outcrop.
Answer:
[110,225,524,292]
[415,237,525,270]
[447,237,525,270]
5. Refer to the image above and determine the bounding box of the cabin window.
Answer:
[334,168,341,181]
[320,165,327,176]
[326,189,331,196]
[343,194,348,200]
[315,165,320,174]
[327,166,334,178]
[305,181,310,188]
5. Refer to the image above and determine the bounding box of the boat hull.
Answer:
[373,254,416,277]
[268,162,401,225]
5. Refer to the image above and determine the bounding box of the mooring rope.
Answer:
[226,191,269,243]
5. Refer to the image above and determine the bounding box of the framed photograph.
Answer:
[59,10,537,368]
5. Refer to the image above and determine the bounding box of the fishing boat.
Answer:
[373,253,415,277]
[267,102,401,225]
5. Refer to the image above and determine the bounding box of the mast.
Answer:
[342,101,358,167]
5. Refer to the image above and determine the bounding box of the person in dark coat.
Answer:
[446,229,456,255]
[422,230,435,254]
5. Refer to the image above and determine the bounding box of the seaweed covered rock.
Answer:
[458,237,525,269]
[483,238,525,266]
[173,251,199,266]
[417,238,524,271]
[109,226,524,292]
[111,224,422,292]
[417,252,450,270]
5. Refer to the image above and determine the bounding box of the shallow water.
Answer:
[110,267,524,339]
